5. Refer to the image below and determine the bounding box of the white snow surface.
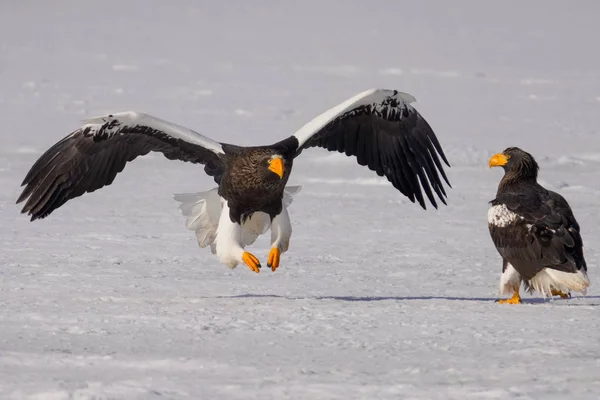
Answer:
[2,1,600,399]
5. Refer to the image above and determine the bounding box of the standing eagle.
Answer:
[17,88,451,273]
[488,147,590,303]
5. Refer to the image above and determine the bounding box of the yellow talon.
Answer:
[551,289,571,299]
[267,248,281,272]
[242,252,261,273]
[498,291,521,304]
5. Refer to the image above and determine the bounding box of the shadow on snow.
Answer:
[215,294,600,305]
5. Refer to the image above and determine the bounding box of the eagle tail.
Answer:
[283,185,302,207]
[527,267,590,297]
[173,188,222,251]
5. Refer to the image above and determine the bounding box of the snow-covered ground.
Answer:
[2,1,600,399]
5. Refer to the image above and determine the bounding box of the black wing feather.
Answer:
[489,186,586,276]
[17,116,226,221]
[279,94,451,209]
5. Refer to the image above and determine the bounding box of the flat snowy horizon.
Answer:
[1,1,600,399]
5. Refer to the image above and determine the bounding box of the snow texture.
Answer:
[1,1,600,399]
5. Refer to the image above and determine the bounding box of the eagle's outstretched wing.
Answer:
[17,112,227,221]
[274,89,451,209]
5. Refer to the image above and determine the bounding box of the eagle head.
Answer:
[489,147,539,181]
[261,153,286,181]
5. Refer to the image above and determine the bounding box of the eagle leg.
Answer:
[267,248,280,272]
[242,252,261,273]
[551,289,571,299]
[267,204,292,272]
[498,289,522,304]
[215,199,261,272]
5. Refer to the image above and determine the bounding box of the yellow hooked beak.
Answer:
[489,153,509,168]
[268,157,284,179]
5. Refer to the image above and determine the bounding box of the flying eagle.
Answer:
[488,147,590,303]
[17,88,451,273]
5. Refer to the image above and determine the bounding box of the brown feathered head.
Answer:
[489,147,539,181]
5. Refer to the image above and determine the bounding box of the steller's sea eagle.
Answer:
[17,88,451,273]
[488,147,590,303]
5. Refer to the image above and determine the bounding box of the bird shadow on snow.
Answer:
[215,294,600,306]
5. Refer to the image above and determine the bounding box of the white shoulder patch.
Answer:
[488,204,521,227]
[291,89,415,148]
[82,111,225,155]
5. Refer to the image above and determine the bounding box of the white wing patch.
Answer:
[488,204,521,227]
[82,111,225,155]
[292,89,416,148]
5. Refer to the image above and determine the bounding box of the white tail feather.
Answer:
[173,188,221,248]
[173,185,302,249]
[529,268,590,297]
[283,185,302,207]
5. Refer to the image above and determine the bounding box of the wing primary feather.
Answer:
[414,162,437,209]
[35,174,73,220]
[418,127,451,186]
[411,134,447,203]
[426,143,451,188]
[415,153,445,205]
[391,141,417,202]
[17,150,67,204]
[355,124,368,166]
[383,139,409,195]
[344,124,358,157]
[397,134,426,207]
[370,126,384,176]
[336,124,346,151]
[421,118,450,167]
[42,165,88,220]
[423,151,448,203]
[20,134,75,186]
[20,162,61,215]
[361,123,375,170]
[289,89,451,209]
[20,149,63,189]
[17,112,228,220]
[29,172,67,218]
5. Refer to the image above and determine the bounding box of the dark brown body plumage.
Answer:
[488,147,587,285]
[218,146,293,223]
